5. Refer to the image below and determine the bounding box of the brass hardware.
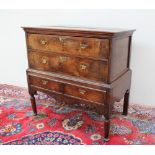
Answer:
[80,43,88,49]
[80,103,85,107]
[79,89,86,95]
[42,80,48,85]
[59,37,66,43]
[41,58,48,64]
[80,64,88,70]
[59,56,68,63]
[40,40,47,45]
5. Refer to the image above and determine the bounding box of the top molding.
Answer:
[22,26,135,39]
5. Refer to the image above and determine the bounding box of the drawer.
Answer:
[27,34,109,59]
[29,75,61,92]
[28,51,108,82]
[28,74,105,104]
[64,84,106,103]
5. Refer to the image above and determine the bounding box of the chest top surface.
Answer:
[23,26,135,38]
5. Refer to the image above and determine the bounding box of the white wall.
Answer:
[0,10,155,106]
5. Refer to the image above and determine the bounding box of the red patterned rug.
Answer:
[0,84,155,145]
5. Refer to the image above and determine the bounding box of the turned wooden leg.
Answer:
[104,118,110,142]
[123,90,130,116]
[30,94,37,115]
[103,91,111,142]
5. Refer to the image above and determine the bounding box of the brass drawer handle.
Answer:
[40,40,47,45]
[41,57,48,64]
[79,89,86,95]
[59,56,68,63]
[59,37,66,43]
[80,43,88,49]
[80,64,88,70]
[42,80,48,85]
[80,103,85,107]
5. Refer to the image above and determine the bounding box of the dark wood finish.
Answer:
[123,90,130,115]
[30,94,37,115]
[23,26,135,141]
[109,37,129,82]
[104,120,110,142]
[111,70,132,102]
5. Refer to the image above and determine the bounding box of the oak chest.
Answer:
[23,26,135,141]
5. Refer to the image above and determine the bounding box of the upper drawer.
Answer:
[27,34,109,59]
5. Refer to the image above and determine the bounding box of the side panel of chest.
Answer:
[109,37,130,82]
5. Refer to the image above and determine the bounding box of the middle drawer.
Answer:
[28,51,108,82]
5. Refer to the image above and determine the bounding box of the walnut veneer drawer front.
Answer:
[29,75,61,92]
[28,51,108,82]
[64,84,105,103]
[27,34,109,59]
[29,74,105,104]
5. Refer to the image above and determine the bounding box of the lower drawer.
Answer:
[64,84,105,103]
[28,74,106,104]
[29,75,62,92]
